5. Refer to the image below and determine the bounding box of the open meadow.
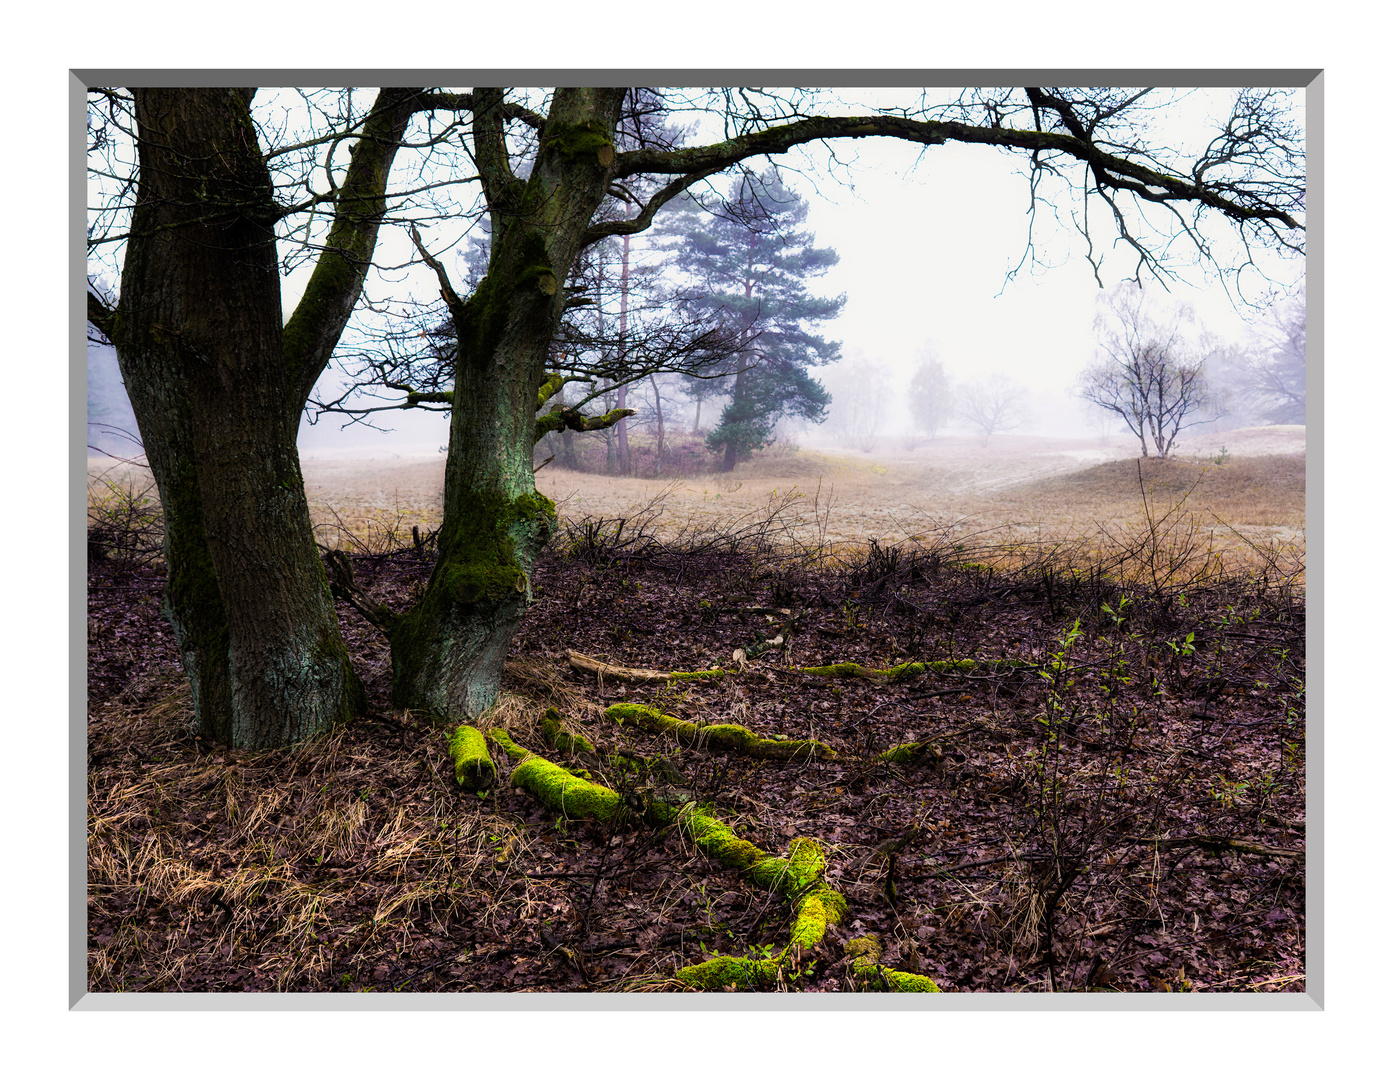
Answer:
[86,426,1306,993]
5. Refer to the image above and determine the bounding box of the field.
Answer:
[85,426,1306,993]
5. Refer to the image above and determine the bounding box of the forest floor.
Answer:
[85,432,1306,993]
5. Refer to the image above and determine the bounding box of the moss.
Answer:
[789,884,846,951]
[389,489,556,707]
[877,740,944,766]
[667,668,728,681]
[490,732,628,822]
[673,952,787,991]
[434,490,555,607]
[537,371,566,409]
[799,658,1011,680]
[544,121,615,168]
[487,727,533,762]
[605,703,834,762]
[447,724,496,790]
[676,807,767,873]
[845,933,942,992]
[540,707,595,755]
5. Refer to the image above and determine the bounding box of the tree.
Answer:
[86,88,430,746]
[827,352,893,453]
[88,84,1305,747]
[1233,283,1306,424]
[958,372,1030,442]
[908,348,955,440]
[1077,280,1220,458]
[657,170,842,471]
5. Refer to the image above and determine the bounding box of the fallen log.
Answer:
[606,702,836,762]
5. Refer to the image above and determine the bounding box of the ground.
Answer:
[85,429,1306,992]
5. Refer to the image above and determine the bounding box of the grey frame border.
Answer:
[73,69,1321,1012]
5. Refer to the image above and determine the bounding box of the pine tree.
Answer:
[658,170,843,471]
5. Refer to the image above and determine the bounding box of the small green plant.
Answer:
[1209,776,1249,809]
[1168,631,1196,658]
[1213,446,1230,466]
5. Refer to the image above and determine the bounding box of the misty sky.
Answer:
[86,85,1306,456]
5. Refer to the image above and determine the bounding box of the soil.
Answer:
[85,432,1307,993]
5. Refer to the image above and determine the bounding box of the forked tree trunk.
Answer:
[388,88,628,719]
[107,88,366,747]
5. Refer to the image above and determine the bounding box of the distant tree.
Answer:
[827,353,893,453]
[657,169,842,471]
[958,372,1029,442]
[908,349,955,439]
[1078,281,1220,458]
[1233,284,1306,425]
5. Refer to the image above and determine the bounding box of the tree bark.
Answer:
[389,88,628,719]
[106,89,365,746]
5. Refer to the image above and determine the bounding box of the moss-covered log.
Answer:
[876,739,945,767]
[798,659,1003,680]
[447,724,497,790]
[539,707,596,755]
[606,703,835,762]
[673,841,846,989]
[488,728,631,823]
[845,933,942,992]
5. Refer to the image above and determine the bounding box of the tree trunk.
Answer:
[110,88,364,747]
[389,88,627,718]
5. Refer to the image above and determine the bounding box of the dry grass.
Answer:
[88,427,1305,580]
[86,673,517,992]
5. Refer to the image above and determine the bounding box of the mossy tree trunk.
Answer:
[91,88,419,748]
[388,88,628,718]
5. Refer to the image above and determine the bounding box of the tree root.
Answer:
[487,728,632,823]
[605,702,836,762]
[539,706,596,755]
[476,723,849,990]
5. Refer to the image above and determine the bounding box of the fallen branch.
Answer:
[567,650,727,683]
[320,546,400,635]
[1124,834,1303,859]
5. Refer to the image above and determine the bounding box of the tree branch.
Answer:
[535,406,636,443]
[606,109,1302,242]
[281,87,427,416]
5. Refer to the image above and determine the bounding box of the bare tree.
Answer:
[1078,281,1220,458]
[958,372,1029,442]
[827,353,892,453]
[1233,283,1306,425]
[908,346,955,440]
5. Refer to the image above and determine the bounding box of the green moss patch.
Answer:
[876,740,945,766]
[673,952,787,991]
[488,729,629,823]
